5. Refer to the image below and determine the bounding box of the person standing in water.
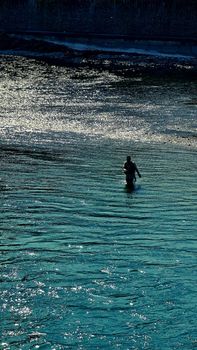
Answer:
[123,155,141,186]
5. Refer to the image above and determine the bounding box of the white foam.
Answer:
[45,37,195,60]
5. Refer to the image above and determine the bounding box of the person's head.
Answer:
[127,156,131,162]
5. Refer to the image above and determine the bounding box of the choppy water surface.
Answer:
[0,56,196,350]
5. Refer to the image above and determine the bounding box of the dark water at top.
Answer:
[0,56,196,350]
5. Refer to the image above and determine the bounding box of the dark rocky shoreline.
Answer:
[0,33,196,78]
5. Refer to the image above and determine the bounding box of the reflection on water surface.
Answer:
[0,56,196,350]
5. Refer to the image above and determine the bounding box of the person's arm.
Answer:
[134,163,141,178]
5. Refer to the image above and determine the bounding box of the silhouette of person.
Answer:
[123,155,141,186]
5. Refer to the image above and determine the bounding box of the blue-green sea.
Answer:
[0,56,196,350]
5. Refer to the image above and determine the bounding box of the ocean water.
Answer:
[0,56,196,350]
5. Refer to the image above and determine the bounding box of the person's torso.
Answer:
[125,161,135,173]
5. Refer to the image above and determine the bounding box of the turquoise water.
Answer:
[0,56,196,349]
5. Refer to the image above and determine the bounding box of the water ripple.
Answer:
[0,58,196,349]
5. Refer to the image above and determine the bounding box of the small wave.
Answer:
[0,144,64,162]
